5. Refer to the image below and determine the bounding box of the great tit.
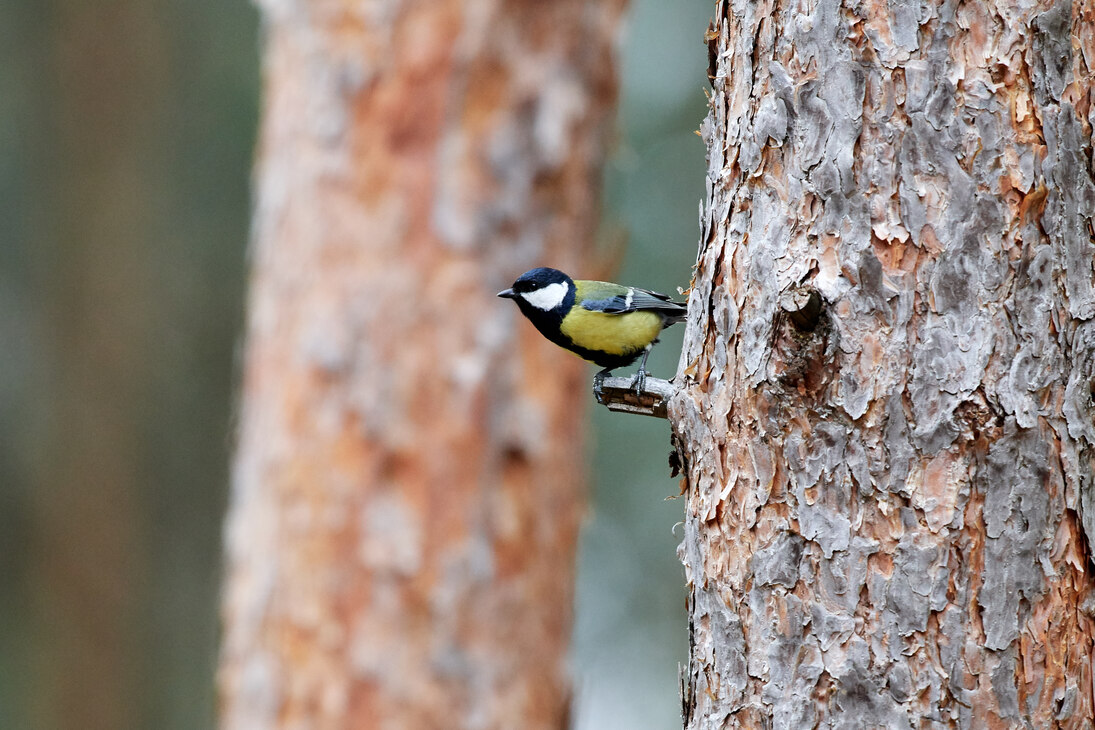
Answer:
[498,267,687,401]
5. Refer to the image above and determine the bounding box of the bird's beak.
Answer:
[497,288,516,299]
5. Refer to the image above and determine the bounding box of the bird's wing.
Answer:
[576,281,687,322]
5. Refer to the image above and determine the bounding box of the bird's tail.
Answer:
[659,301,688,326]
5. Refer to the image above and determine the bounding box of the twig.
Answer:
[597,376,675,419]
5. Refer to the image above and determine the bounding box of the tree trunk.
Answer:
[218,1,625,728]
[673,0,1095,726]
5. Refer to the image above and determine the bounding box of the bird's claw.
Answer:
[631,368,647,396]
[593,371,607,404]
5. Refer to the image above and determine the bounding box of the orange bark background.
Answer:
[219,1,626,727]
[1,0,714,727]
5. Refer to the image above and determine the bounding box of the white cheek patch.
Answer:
[521,281,569,311]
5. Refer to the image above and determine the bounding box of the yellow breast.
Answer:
[559,308,663,355]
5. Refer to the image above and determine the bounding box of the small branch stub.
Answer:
[597,376,674,419]
[780,286,822,331]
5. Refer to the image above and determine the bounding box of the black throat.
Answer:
[514,285,576,349]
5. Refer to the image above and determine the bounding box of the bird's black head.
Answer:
[504,267,571,294]
[497,267,574,314]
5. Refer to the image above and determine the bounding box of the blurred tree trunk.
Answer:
[219,1,625,728]
[673,0,1095,726]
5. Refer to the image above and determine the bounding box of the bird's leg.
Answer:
[593,368,612,404]
[631,346,652,395]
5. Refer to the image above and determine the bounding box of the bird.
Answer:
[497,267,687,402]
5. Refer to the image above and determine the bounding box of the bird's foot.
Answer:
[593,370,610,404]
[630,367,647,396]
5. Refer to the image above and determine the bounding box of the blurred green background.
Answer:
[0,1,709,727]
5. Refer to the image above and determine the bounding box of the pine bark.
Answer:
[218,1,625,728]
[672,0,1095,726]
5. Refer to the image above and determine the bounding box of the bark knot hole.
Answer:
[779,286,823,332]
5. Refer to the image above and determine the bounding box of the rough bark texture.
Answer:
[672,0,1095,726]
[219,1,625,728]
